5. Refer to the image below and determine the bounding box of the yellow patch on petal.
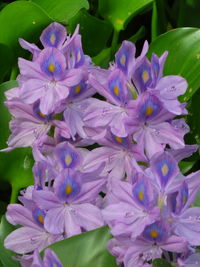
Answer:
[138,190,144,201]
[39,111,46,117]
[142,71,149,83]
[65,184,73,195]
[150,229,159,238]
[38,215,44,224]
[161,164,169,176]
[145,106,153,116]
[120,55,126,66]
[114,86,119,96]
[65,154,72,166]
[48,62,55,73]
[115,136,123,143]
[75,84,81,94]
[50,33,56,44]
[77,51,81,62]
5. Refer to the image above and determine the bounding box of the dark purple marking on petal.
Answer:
[40,22,66,48]
[111,133,129,148]
[115,41,135,73]
[151,152,178,188]
[151,53,160,79]
[175,181,189,213]
[132,180,149,208]
[58,176,81,201]
[40,54,62,79]
[69,80,86,98]
[134,59,152,92]
[138,94,162,121]
[143,221,167,243]
[32,208,46,227]
[33,101,52,121]
[108,71,126,103]
[56,143,79,169]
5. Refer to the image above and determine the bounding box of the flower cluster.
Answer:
[3,22,200,267]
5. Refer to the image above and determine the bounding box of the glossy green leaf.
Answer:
[0,44,13,81]
[32,0,89,23]
[0,216,20,267]
[47,226,118,267]
[151,0,168,41]
[98,0,153,31]
[179,160,196,174]
[153,258,172,267]
[177,0,200,28]
[0,1,52,57]
[68,9,112,56]
[93,48,111,68]
[185,89,200,145]
[148,28,200,102]
[0,81,34,203]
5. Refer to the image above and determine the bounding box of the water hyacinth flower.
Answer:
[126,92,189,158]
[33,169,105,236]
[4,100,52,148]
[108,221,187,267]
[4,203,62,254]
[18,46,83,114]
[102,175,160,238]
[82,130,146,181]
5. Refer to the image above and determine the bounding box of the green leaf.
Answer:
[98,0,153,31]
[0,1,52,57]
[0,81,34,203]
[92,48,111,68]
[151,0,168,41]
[68,9,112,56]
[179,160,196,174]
[185,89,200,144]
[153,258,172,267]
[148,28,200,102]
[0,44,13,81]
[178,0,200,28]
[47,226,119,267]
[0,216,20,267]
[32,0,89,23]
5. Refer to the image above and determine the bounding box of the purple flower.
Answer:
[108,221,187,267]
[102,176,160,238]
[4,204,62,254]
[33,169,105,236]
[82,130,146,181]
[4,100,51,148]
[126,92,188,158]
[18,47,83,114]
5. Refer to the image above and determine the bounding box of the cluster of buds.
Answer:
[3,22,200,267]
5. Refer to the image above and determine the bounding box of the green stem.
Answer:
[111,29,119,59]
[9,65,18,81]
[10,185,18,204]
